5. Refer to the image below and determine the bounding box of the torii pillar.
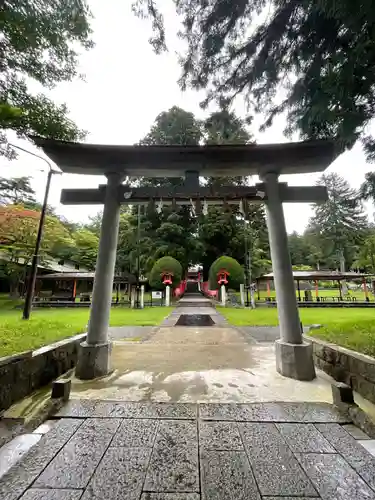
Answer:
[261,172,315,380]
[76,173,122,379]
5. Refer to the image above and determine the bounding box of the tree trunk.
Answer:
[8,278,20,298]
[339,250,348,295]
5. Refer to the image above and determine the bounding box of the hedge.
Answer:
[149,256,183,289]
[209,256,244,291]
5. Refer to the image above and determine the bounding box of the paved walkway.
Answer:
[1,401,375,499]
[69,324,333,403]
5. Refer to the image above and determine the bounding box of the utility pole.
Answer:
[9,143,61,320]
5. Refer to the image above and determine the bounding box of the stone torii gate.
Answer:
[32,137,338,382]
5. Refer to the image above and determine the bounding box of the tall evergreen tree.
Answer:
[131,107,202,273]
[360,172,375,206]
[1,0,92,157]
[308,173,368,271]
[136,0,375,159]
[0,177,36,205]
[199,109,269,279]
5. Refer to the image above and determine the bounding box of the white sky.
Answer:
[0,0,374,233]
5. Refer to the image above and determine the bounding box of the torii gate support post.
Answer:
[76,173,122,380]
[262,172,316,381]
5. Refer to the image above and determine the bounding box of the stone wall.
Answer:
[308,336,375,404]
[0,334,86,412]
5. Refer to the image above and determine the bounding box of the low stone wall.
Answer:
[0,333,86,412]
[307,336,375,404]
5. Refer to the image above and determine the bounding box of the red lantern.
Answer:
[161,272,173,285]
[217,269,230,285]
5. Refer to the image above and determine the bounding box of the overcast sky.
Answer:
[1,0,374,233]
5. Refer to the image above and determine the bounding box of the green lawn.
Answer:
[230,289,374,301]
[219,307,375,357]
[310,320,375,358]
[219,306,375,326]
[0,306,173,358]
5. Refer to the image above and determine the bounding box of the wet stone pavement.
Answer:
[2,401,375,500]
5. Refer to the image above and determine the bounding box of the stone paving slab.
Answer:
[316,423,375,490]
[200,450,261,500]
[81,447,151,500]
[20,490,83,500]
[141,495,200,500]
[56,400,197,419]
[56,401,348,423]
[0,419,82,500]
[5,404,375,500]
[343,423,371,440]
[276,423,336,453]
[239,423,318,497]
[34,418,121,489]
[199,402,349,423]
[198,421,243,451]
[296,452,375,500]
[360,440,375,457]
[144,420,199,493]
[0,433,42,479]
[111,418,158,447]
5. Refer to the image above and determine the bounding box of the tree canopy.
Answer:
[309,173,367,268]
[288,173,368,272]
[209,256,244,290]
[1,0,93,158]
[136,0,375,159]
[115,105,270,280]
[149,256,183,289]
[0,177,36,205]
[0,177,99,294]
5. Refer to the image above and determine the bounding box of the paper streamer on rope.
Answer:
[190,198,196,217]
[156,198,163,214]
[239,199,245,216]
[202,200,208,216]
[195,198,202,215]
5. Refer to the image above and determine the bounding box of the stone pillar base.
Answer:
[75,341,112,380]
[275,339,316,381]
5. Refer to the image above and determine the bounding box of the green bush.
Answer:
[209,256,244,291]
[149,256,183,290]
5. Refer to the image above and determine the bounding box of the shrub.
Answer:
[149,256,183,290]
[209,256,244,291]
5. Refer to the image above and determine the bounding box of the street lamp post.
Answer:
[135,203,141,308]
[243,217,255,308]
[9,143,60,320]
[243,217,250,307]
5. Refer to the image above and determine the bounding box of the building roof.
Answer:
[259,271,373,280]
[31,137,339,178]
[0,252,88,273]
[38,271,137,283]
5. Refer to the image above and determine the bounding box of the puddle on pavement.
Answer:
[3,386,51,422]
[175,314,215,326]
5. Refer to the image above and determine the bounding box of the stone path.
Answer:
[108,326,155,341]
[68,325,333,403]
[2,401,375,499]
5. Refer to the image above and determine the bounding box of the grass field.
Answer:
[230,289,374,301]
[0,298,172,357]
[219,307,375,357]
[219,307,375,326]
